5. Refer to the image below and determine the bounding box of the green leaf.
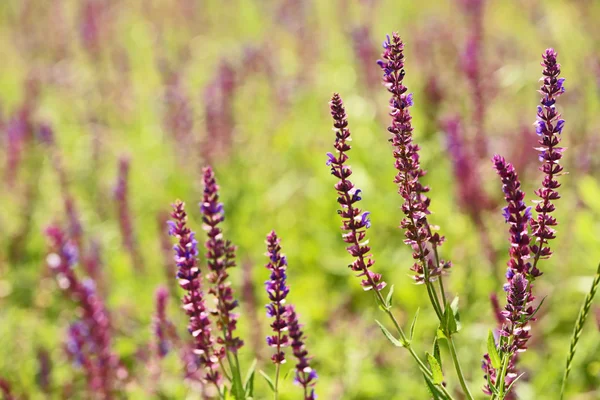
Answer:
[443,302,457,335]
[375,320,404,347]
[432,338,442,368]
[487,330,502,370]
[409,307,420,340]
[259,370,275,393]
[427,352,444,384]
[283,368,293,381]
[244,359,257,397]
[450,297,461,332]
[385,284,395,308]
[522,296,546,324]
[436,328,447,340]
[422,373,445,400]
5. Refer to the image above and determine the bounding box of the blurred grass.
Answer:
[0,0,599,399]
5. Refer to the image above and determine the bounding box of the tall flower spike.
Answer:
[530,49,566,265]
[169,201,222,385]
[154,286,171,358]
[378,32,449,282]
[114,155,144,271]
[200,167,243,352]
[491,155,538,279]
[327,93,386,291]
[45,225,118,398]
[287,305,317,400]
[265,230,290,365]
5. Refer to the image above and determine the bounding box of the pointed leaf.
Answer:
[432,338,442,368]
[422,374,445,400]
[244,359,257,396]
[409,307,420,340]
[436,328,447,340]
[259,370,276,393]
[523,296,546,324]
[375,320,403,347]
[427,352,444,384]
[487,330,502,370]
[450,297,461,332]
[385,284,395,308]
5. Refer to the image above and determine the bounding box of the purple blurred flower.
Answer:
[265,231,291,365]
[530,49,566,265]
[114,155,144,271]
[200,167,243,352]
[202,61,236,163]
[378,32,449,283]
[170,200,222,385]
[154,286,171,358]
[327,93,386,292]
[287,305,317,400]
[45,224,119,397]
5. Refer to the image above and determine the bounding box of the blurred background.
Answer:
[0,0,599,398]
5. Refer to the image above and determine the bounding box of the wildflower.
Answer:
[530,49,566,265]
[378,32,449,283]
[200,167,243,352]
[491,155,539,279]
[114,155,144,271]
[45,224,119,397]
[170,200,222,385]
[265,231,291,365]
[327,93,386,291]
[287,305,317,400]
[154,286,171,358]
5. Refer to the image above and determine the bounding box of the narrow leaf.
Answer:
[450,297,461,332]
[422,374,445,400]
[385,284,395,308]
[409,307,420,340]
[375,319,403,347]
[432,338,442,368]
[427,352,444,384]
[244,359,257,396]
[259,370,276,393]
[487,330,502,369]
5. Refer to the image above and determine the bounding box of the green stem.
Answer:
[274,363,280,400]
[373,290,455,400]
[447,334,474,400]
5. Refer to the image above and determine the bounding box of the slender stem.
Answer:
[447,335,474,400]
[232,352,245,399]
[373,290,455,400]
[214,381,225,400]
[219,358,233,382]
[274,363,281,400]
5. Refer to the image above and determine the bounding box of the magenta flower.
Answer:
[287,305,317,400]
[378,32,449,283]
[264,231,291,365]
[530,49,566,265]
[200,167,243,352]
[169,200,222,385]
[327,93,386,292]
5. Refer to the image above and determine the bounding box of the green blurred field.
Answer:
[1,0,599,398]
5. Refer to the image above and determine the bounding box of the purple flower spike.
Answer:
[327,93,386,292]
[287,305,317,400]
[114,155,144,271]
[530,49,566,266]
[491,155,535,278]
[201,167,243,352]
[170,201,222,385]
[379,32,448,283]
[154,286,171,358]
[265,231,291,365]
